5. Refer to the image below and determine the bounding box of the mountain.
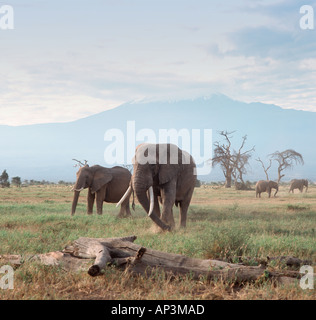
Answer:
[0,94,315,182]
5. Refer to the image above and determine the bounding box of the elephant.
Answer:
[255,180,278,198]
[117,143,196,231]
[289,179,308,193]
[71,165,132,217]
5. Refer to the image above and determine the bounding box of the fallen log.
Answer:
[1,235,313,286]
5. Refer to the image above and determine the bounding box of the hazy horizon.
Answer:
[0,95,315,182]
[2,93,316,127]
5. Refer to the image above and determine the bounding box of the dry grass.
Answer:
[0,184,315,300]
[2,262,314,300]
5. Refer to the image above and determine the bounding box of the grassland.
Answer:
[0,184,315,300]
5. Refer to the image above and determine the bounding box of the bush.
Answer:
[201,226,250,261]
[11,176,21,187]
[234,181,253,190]
[0,170,10,188]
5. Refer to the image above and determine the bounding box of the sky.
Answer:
[1,0,316,125]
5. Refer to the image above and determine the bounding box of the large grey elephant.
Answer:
[289,179,308,193]
[117,143,196,231]
[71,165,132,217]
[255,180,279,198]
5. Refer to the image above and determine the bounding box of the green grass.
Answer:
[0,184,315,300]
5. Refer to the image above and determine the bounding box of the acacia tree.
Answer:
[210,131,255,188]
[269,149,304,183]
[256,158,272,180]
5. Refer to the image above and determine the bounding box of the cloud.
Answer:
[1,0,316,126]
[226,26,316,61]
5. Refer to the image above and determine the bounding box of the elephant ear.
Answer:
[158,164,180,185]
[91,168,113,193]
[158,144,182,185]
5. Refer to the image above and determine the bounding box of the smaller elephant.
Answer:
[289,179,308,193]
[255,180,278,198]
[71,165,132,217]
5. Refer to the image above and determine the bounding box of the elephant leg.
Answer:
[267,188,271,198]
[118,199,131,218]
[179,201,189,228]
[117,205,125,218]
[160,182,176,229]
[87,188,95,215]
[153,188,161,218]
[178,186,194,228]
[96,187,106,215]
[124,200,132,217]
[162,204,175,229]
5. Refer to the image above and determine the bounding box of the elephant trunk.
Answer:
[132,166,150,211]
[133,176,170,231]
[71,190,80,216]
[71,174,87,216]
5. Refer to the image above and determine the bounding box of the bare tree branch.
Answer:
[256,158,272,181]
[269,150,304,183]
[72,159,88,168]
[210,131,254,188]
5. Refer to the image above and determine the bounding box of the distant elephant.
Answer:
[71,165,132,217]
[255,180,278,198]
[289,179,308,193]
[117,143,196,231]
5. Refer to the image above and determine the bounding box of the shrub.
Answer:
[201,226,250,261]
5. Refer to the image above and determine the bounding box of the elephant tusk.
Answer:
[148,186,154,217]
[74,187,84,192]
[116,186,132,207]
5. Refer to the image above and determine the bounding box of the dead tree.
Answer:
[72,159,88,168]
[210,131,254,188]
[231,135,255,189]
[269,150,304,183]
[256,158,272,180]
[1,235,311,286]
